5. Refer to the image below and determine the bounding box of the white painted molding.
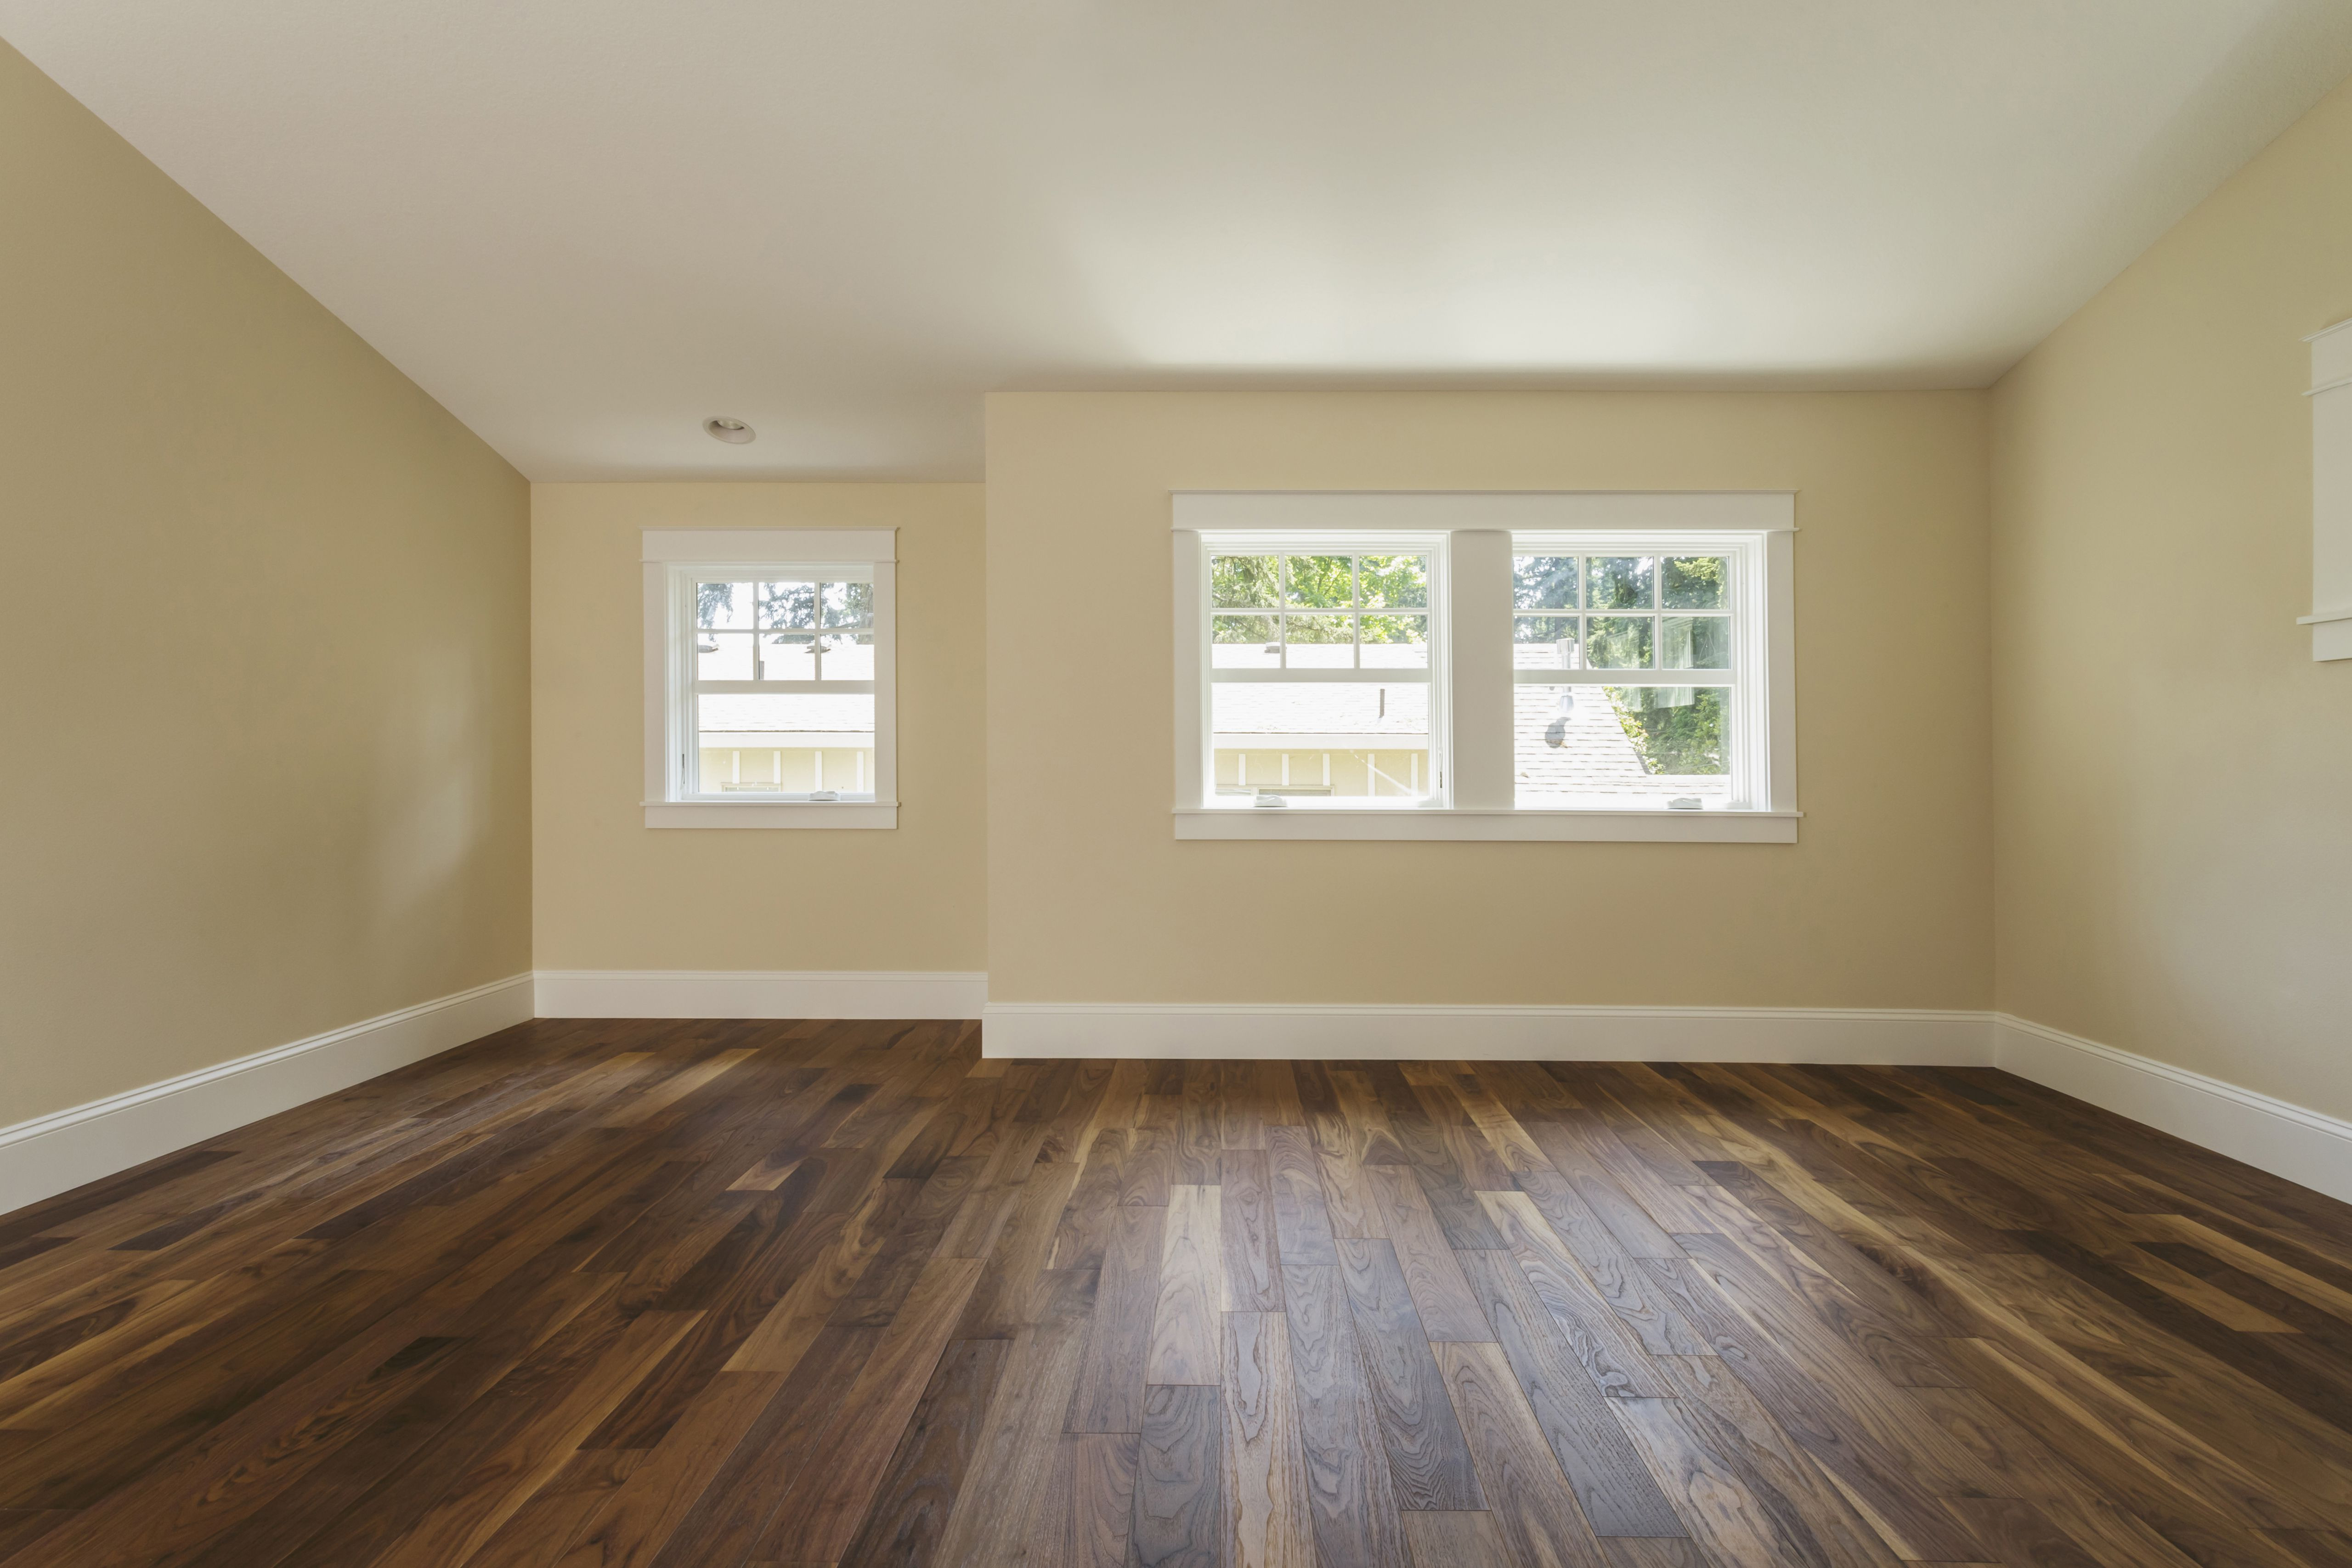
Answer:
[0,973,533,1215]
[2308,319,2352,660]
[15,977,2338,1226]
[1172,491,1796,532]
[639,526,896,562]
[982,1002,1993,1065]
[1994,1014,2352,1206]
[642,801,898,829]
[534,970,987,1020]
[1172,808,1800,842]
[985,1001,2350,1202]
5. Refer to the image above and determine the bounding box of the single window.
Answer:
[1510,544,1753,811]
[1172,494,1794,842]
[642,529,896,828]
[1203,541,1446,807]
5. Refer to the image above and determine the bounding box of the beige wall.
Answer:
[531,483,987,972]
[0,43,531,1126]
[986,391,1992,1007]
[1990,77,2352,1118]
[22,8,2336,1126]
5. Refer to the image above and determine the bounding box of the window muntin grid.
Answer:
[1210,551,1431,673]
[695,577,875,684]
[678,567,878,802]
[1201,543,1443,805]
[1510,544,1756,808]
[1510,553,1733,677]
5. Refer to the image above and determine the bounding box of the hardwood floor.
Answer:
[2,1021,2350,1567]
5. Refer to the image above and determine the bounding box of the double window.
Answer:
[642,528,897,828]
[1174,494,1795,841]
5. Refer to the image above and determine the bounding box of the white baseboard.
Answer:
[0,973,534,1216]
[13,977,2338,1225]
[1994,1014,2352,1206]
[533,969,987,1020]
[981,1003,1996,1065]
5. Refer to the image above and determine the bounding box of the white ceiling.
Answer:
[6,1,2352,480]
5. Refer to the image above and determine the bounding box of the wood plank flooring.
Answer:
[2,1022,2351,1566]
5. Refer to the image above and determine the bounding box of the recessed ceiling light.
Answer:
[704,416,755,445]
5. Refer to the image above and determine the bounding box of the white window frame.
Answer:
[642,528,897,829]
[1196,531,1452,807]
[2306,317,2352,660]
[1172,493,1797,842]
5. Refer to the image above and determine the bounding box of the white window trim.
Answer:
[1171,492,1797,843]
[1188,528,1453,805]
[2306,318,2352,660]
[642,527,898,829]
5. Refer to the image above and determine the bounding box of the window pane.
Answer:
[821,581,872,628]
[758,632,815,681]
[1514,684,1732,807]
[1513,555,1578,610]
[1283,611,1355,667]
[698,692,876,795]
[1284,554,1354,609]
[1513,614,1582,669]
[1358,612,1427,668]
[1213,682,1430,800]
[1358,554,1429,609]
[756,581,815,629]
[1587,557,1655,610]
[1609,685,1729,775]
[1213,614,1280,669]
[1660,615,1731,670]
[697,692,877,743]
[819,631,874,680]
[1585,615,1653,669]
[1211,554,1279,609]
[1214,683,1426,743]
[697,581,752,628]
[1661,556,1729,609]
[697,629,754,681]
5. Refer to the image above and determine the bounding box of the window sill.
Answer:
[1172,807,1798,842]
[645,801,898,829]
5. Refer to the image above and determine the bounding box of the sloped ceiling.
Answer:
[5,0,2349,477]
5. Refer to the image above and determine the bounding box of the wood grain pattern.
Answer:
[1223,1311,1315,1568]
[783,1254,985,1559]
[497,1364,785,1568]
[1366,1163,1494,1343]
[1476,1189,1668,1397]
[1402,1509,1515,1567]
[1611,1394,1844,1568]
[1452,1248,1684,1538]
[837,1337,1008,1568]
[1512,1167,1709,1356]
[1333,1237,1486,1511]
[1052,1129,1131,1271]
[930,1269,1099,1567]
[1280,1263,1411,1568]
[1651,1351,1905,1568]
[1133,1382,1224,1568]
[4,1037,2347,1567]
[955,1157,1083,1339]
[1219,1149,1285,1313]
[1265,1126,1340,1269]
[1148,1184,1225,1384]
[1066,1198,1166,1435]
[1043,1430,1140,1568]
[1434,1340,1607,1568]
